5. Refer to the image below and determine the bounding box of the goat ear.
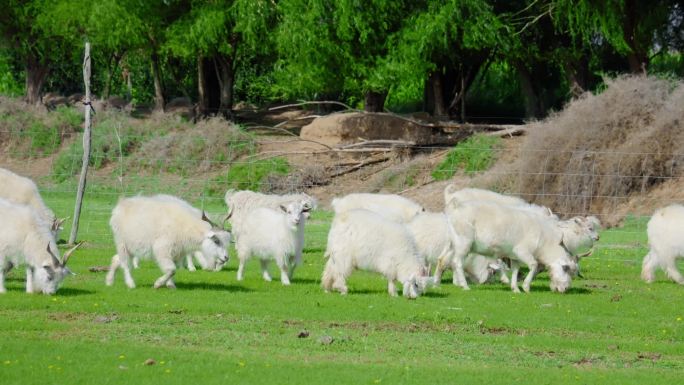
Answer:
[488,263,501,271]
[52,217,67,231]
[279,205,287,213]
[574,217,583,224]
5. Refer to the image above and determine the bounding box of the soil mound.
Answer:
[300,112,434,147]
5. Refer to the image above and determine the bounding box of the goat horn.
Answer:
[201,211,219,228]
[62,241,84,266]
[46,243,61,267]
[222,211,232,229]
[576,248,593,259]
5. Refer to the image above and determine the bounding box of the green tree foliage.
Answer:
[552,0,683,73]
[274,0,418,111]
[0,0,68,104]
[165,0,275,116]
[381,0,505,116]
[1,0,683,120]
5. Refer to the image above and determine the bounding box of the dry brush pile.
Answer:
[493,75,684,225]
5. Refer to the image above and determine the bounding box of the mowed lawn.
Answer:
[1,191,683,385]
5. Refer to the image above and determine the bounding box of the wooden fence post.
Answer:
[68,42,92,245]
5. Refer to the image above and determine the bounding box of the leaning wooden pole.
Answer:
[69,42,92,245]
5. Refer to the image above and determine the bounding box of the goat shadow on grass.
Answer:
[421,291,449,298]
[289,277,319,285]
[342,288,448,298]
[174,282,252,292]
[471,284,592,295]
[58,287,97,296]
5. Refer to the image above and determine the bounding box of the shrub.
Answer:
[131,117,254,175]
[432,134,501,180]
[0,98,82,158]
[494,75,684,224]
[205,157,290,196]
[51,111,148,182]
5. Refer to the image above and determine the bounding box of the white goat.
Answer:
[464,254,508,284]
[331,193,425,223]
[0,199,81,294]
[105,195,231,289]
[443,200,579,293]
[444,185,600,271]
[322,209,434,298]
[444,185,554,218]
[131,194,229,272]
[642,205,684,284]
[0,167,65,236]
[406,211,504,288]
[235,201,306,285]
[558,216,601,255]
[225,190,316,275]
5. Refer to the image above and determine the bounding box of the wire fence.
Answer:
[3,120,683,265]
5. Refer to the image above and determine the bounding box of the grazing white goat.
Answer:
[130,194,229,272]
[444,185,600,270]
[0,167,65,236]
[105,195,231,289]
[642,205,684,284]
[444,185,555,218]
[443,200,579,293]
[464,254,508,284]
[322,209,434,298]
[0,199,81,294]
[225,190,316,275]
[406,211,504,289]
[331,193,425,223]
[235,201,306,285]
[558,216,601,255]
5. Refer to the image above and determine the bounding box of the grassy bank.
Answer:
[1,191,683,385]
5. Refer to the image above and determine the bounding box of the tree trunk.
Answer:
[150,51,164,111]
[429,71,447,117]
[623,0,648,73]
[514,62,543,119]
[626,52,648,74]
[197,55,209,117]
[103,52,122,100]
[363,90,387,112]
[563,56,590,98]
[25,51,49,105]
[215,54,235,119]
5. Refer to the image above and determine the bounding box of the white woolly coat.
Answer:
[0,167,56,226]
[110,196,222,265]
[236,207,297,264]
[331,193,424,223]
[445,200,577,292]
[224,190,315,268]
[642,204,684,284]
[322,209,427,295]
[0,199,59,271]
[407,211,500,285]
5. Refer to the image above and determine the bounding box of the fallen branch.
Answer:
[397,179,436,195]
[269,101,359,112]
[329,156,392,177]
[243,124,333,149]
[247,147,395,162]
[484,126,526,137]
[337,139,416,149]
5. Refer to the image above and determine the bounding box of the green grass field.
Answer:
[1,190,683,385]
